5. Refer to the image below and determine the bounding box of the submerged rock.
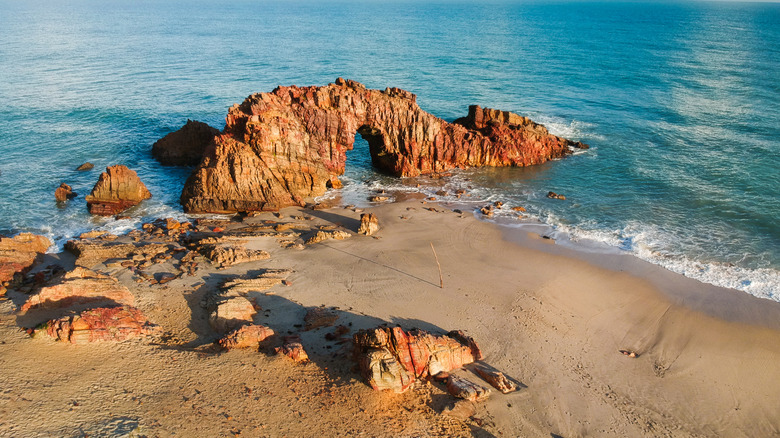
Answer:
[85,165,152,216]
[178,79,588,213]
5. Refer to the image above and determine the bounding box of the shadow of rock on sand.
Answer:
[303,208,361,232]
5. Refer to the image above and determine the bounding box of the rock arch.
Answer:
[175,78,587,213]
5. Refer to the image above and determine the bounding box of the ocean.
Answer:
[1,0,778,300]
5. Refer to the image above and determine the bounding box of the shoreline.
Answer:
[2,198,779,436]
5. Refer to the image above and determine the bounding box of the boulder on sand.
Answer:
[36,306,156,344]
[353,326,482,393]
[357,213,380,236]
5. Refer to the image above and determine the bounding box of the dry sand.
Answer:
[1,200,779,437]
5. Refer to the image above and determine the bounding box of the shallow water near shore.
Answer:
[1,0,778,299]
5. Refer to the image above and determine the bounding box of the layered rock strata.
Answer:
[177,78,588,213]
[0,233,51,296]
[37,306,156,344]
[353,326,482,393]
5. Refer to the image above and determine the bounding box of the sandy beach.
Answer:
[2,199,779,437]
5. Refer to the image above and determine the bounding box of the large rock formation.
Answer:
[152,120,220,166]
[86,165,152,216]
[179,78,588,213]
[21,267,135,313]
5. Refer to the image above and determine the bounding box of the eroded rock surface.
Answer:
[357,213,379,236]
[179,78,588,213]
[0,233,51,296]
[86,165,152,216]
[218,324,275,350]
[353,326,481,393]
[21,267,135,313]
[37,306,155,344]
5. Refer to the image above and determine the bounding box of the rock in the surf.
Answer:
[85,165,152,216]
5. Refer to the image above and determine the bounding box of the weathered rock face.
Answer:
[21,267,135,313]
[179,78,588,213]
[86,165,152,216]
[353,326,482,393]
[0,233,51,296]
[357,213,379,236]
[152,120,220,166]
[218,324,275,350]
[37,306,156,344]
[55,183,77,202]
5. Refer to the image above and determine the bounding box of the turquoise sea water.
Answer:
[1,0,778,299]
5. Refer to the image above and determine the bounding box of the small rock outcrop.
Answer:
[76,162,94,171]
[275,335,309,363]
[0,233,51,296]
[55,183,77,202]
[353,326,483,393]
[36,306,156,344]
[357,213,379,236]
[446,375,491,401]
[218,324,275,350]
[152,120,220,166]
[85,165,152,216]
[178,79,589,213]
[21,267,135,313]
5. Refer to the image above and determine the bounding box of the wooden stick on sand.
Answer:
[430,242,443,288]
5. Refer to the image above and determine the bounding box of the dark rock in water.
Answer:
[54,183,77,202]
[178,79,589,213]
[152,120,220,166]
[76,162,94,171]
[85,165,152,216]
[546,191,566,200]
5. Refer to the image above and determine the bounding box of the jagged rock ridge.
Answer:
[174,78,588,213]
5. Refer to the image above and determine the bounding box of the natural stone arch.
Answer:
[175,78,587,213]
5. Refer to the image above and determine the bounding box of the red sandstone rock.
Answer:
[38,306,155,344]
[85,165,152,216]
[0,233,51,296]
[218,324,275,350]
[179,79,589,213]
[357,213,379,236]
[353,326,481,393]
[21,267,135,313]
[275,335,309,363]
[55,183,77,202]
[152,120,220,166]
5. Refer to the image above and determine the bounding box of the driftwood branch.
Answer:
[430,242,443,288]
